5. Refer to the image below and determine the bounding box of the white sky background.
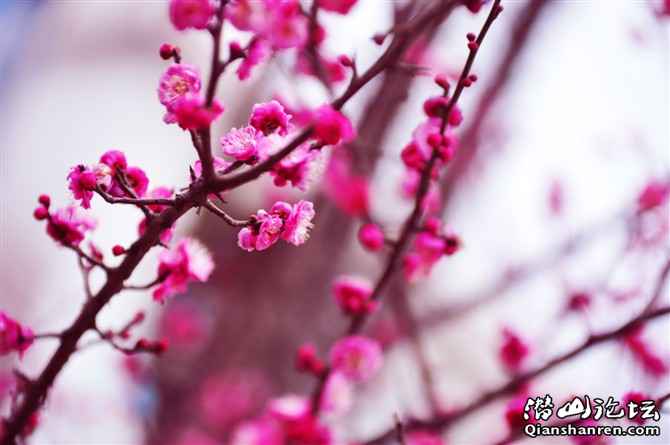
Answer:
[0,1,668,444]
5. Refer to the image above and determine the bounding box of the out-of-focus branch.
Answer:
[309,0,504,416]
[417,208,634,331]
[440,0,549,213]
[364,255,670,443]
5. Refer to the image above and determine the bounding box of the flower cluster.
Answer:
[34,194,97,248]
[404,217,461,282]
[237,201,315,252]
[67,150,150,208]
[332,276,376,316]
[0,312,34,357]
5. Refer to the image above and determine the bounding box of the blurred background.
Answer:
[0,0,668,444]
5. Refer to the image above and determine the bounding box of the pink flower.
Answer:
[225,0,267,32]
[280,200,315,246]
[0,312,34,357]
[255,210,285,251]
[406,431,445,445]
[263,3,308,50]
[358,223,384,251]
[153,238,214,303]
[637,180,669,212]
[267,395,331,445]
[318,0,358,15]
[237,201,315,252]
[46,205,96,246]
[124,166,150,198]
[250,100,292,136]
[172,94,224,130]
[330,335,383,382]
[226,0,307,49]
[403,224,460,281]
[100,149,128,173]
[332,276,376,316]
[220,126,266,162]
[500,328,530,372]
[401,142,429,170]
[99,150,150,199]
[237,38,270,80]
[324,150,369,216]
[270,149,316,191]
[312,105,355,145]
[169,0,215,31]
[67,165,98,208]
[158,64,202,123]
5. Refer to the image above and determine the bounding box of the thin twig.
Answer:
[204,200,252,227]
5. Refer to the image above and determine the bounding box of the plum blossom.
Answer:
[324,150,369,216]
[0,312,34,357]
[637,180,669,212]
[98,150,150,198]
[330,335,383,382]
[220,125,267,163]
[172,94,224,130]
[500,328,530,372]
[332,276,376,316]
[312,105,355,146]
[153,238,214,303]
[358,223,384,251]
[158,64,202,123]
[266,395,331,445]
[169,0,215,31]
[270,147,318,191]
[226,0,308,50]
[67,165,97,208]
[122,166,150,198]
[250,100,292,136]
[46,205,97,246]
[237,38,270,80]
[281,200,316,245]
[100,150,127,173]
[319,0,358,15]
[237,200,315,252]
[403,219,460,281]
